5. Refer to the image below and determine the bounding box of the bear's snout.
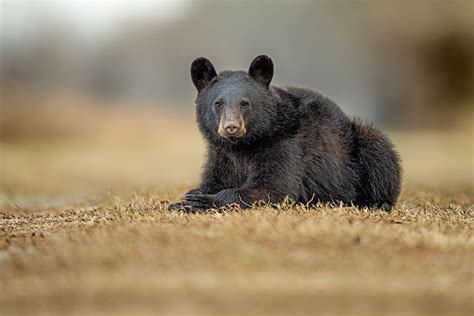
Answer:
[218,111,246,139]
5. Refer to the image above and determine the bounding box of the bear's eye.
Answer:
[240,100,250,108]
[213,101,223,109]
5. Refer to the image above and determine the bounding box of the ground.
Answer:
[0,105,473,315]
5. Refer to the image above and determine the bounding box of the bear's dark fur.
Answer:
[169,55,401,212]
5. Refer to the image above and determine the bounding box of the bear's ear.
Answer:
[248,55,273,88]
[190,57,217,92]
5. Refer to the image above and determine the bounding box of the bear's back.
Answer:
[278,86,352,145]
[281,86,347,120]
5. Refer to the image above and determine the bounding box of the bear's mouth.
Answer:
[223,133,246,140]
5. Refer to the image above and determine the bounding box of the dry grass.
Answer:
[0,98,473,315]
[1,187,473,316]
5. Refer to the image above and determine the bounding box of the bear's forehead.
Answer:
[212,71,256,90]
[216,71,250,83]
[210,79,257,101]
[199,70,263,103]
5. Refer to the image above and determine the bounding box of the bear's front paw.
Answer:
[168,201,206,213]
[184,193,217,211]
[167,201,191,212]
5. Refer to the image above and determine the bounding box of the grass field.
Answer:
[0,104,473,315]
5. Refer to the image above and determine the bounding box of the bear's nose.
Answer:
[224,124,239,134]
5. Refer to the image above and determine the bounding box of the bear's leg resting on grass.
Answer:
[169,188,284,212]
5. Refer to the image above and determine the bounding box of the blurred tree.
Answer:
[1,1,473,127]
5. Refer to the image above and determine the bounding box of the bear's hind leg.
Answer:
[372,201,393,212]
[352,123,402,210]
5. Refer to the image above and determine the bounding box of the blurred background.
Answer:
[1,0,473,208]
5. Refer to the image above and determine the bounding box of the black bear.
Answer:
[169,55,401,212]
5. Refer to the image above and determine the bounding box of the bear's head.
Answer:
[191,55,279,147]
